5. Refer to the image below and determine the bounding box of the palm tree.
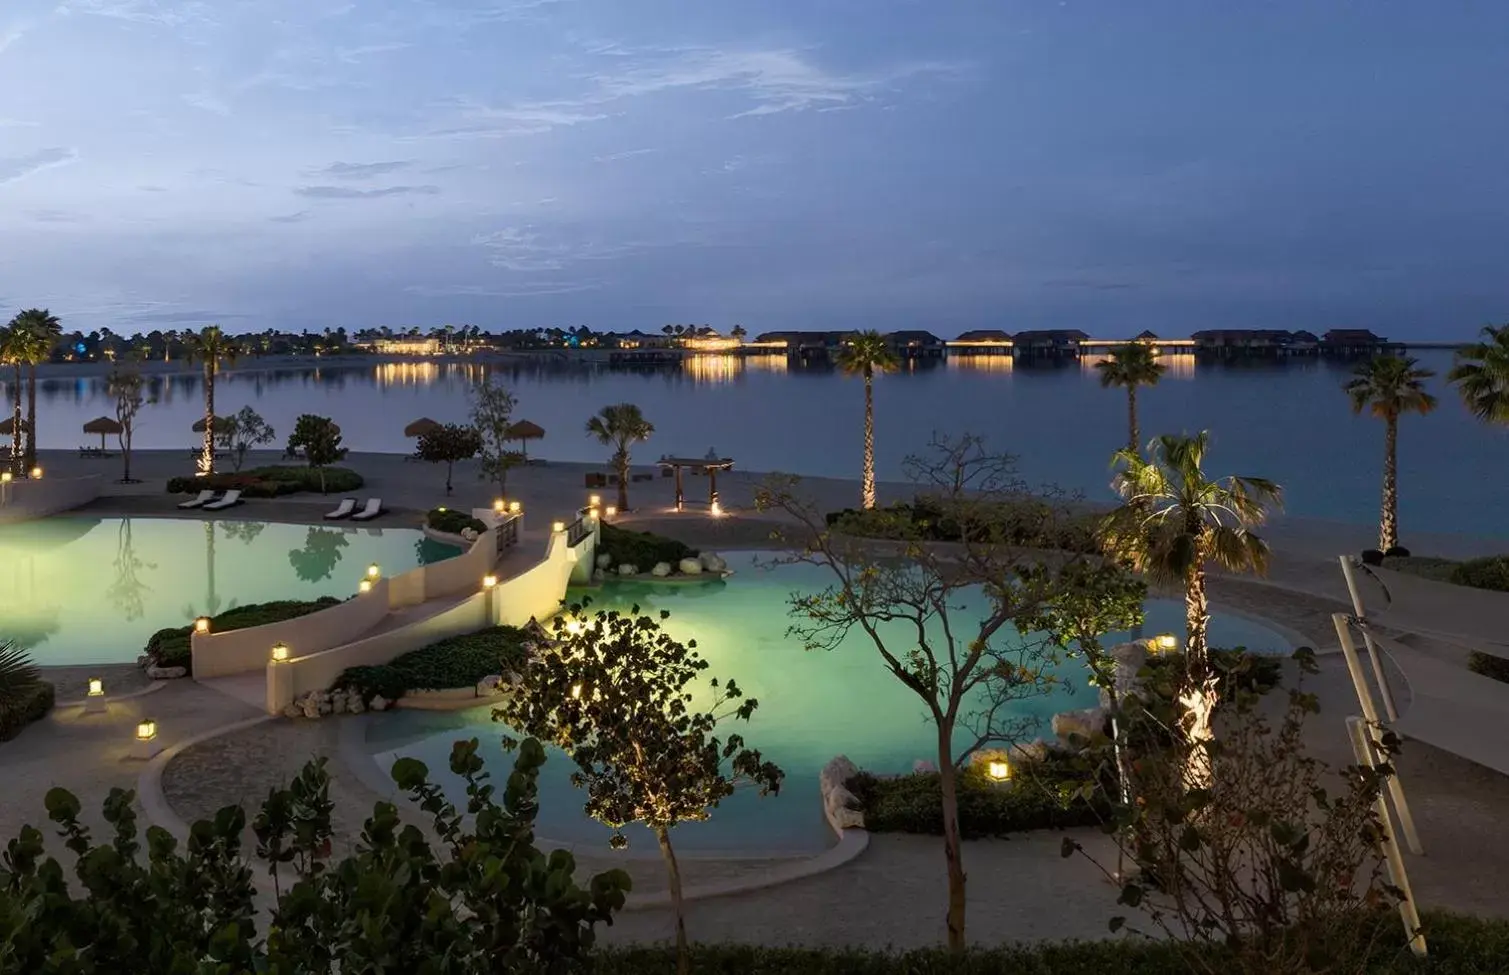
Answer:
[0,325,24,474]
[1344,355,1436,552]
[585,403,654,512]
[0,640,44,722]
[9,309,61,470]
[1099,432,1282,788]
[1095,341,1165,454]
[1448,324,1509,428]
[182,325,239,476]
[835,331,899,509]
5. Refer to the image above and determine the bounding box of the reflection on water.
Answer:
[288,527,351,583]
[948,354,1014,372]
[1078,352,1196,380]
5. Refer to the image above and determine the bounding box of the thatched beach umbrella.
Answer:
[191,415,234,434]
[0,417,29,436]
[405,417,441,438]
[506,419,545,460]
[83,416,123,450]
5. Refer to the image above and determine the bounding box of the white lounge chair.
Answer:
[324,497,358,520]
[177,489,216,509]
[350,497,384,522]
[202,489,244,511]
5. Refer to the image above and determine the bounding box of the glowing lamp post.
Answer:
[588,494,601,508]
[194,617,211,634]
[359,578,373,594]
[493,498,506,514]
[482,574,498,589]
[367,563,381,580]
[84,676,107,714]
[132,717,162,759]
[270,642,290,662]
[508,501,521,514]
[604,505,617,520]
[709,501,723,518]
[1154,633,1179,654]
[551,520,565,534]
[29,466,41,479]
[0,471,10,505]
[986,759,1012,783]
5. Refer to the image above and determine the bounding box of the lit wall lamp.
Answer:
[986,758,1012,783]
[604,505,617,519]
[552,521,565,533]
[482,574,498,589]
[1155,633,1179,654]
[133,717,162,759]
[367,563,381,579]
[270,642,290,662]
[29,466,41,479]
[509,501,521,514]
[493,498,506,513]
[194,617,211,634]
[84,676,107,714]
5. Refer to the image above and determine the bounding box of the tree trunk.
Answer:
[615,448,630,512]
[1380,415,1398,552]
[121,426,132,483]
[201,362,216,476]
[24,362,37,470]
[444,461,453,494]
[1181,566,1217,790]
[937,735,967,952]
[862,369,877,509]
[1127,386,1139,456]
[8,363,20,473]
[656,827,691,975]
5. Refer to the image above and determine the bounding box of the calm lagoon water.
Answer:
[369,552,1293,855]
[15,349,1507,537]
[0,517,457,665]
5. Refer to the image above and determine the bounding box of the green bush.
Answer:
[0,680,54,741]
[426,507,489,535]
[847,753,1111,839]
[166,465,362,498]
[337,625,533,700]
[143,598,342,673]
[598,522,698,570]
[1141,646,1285,703]
[1450,555,1509,592]
[1381,554,1460,582]
[1468,650,1509,685]
[826,495,1099,552]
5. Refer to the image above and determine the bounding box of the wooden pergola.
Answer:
[657,456,734,512]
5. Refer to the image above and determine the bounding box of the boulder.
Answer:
[370,695,389,712]
[476,674,504,696]
[348,695,366,714]
[678,557,703,575]
[651,561,672,577]
[300,697,321,719]
[1008,738,1052,767]
[912,759,937,774]
[1052,708,1106,748]
[282,703,301,719]
[819,755,861,795]
[617,563,639,576]
[597,553,613,569]
[699,552,728,573]
[146,665,187,680]
[460,527,479,541]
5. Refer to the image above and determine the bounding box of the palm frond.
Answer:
[0,641,42,714]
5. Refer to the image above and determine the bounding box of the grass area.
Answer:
[589,911,1509,973]
[166,465,363,498]
[597,522,699,571]
[0,681,55,742]
[144,598,342,673]
[336,626,533,701]
[426,507,488,536]
[1384,553,1509,593]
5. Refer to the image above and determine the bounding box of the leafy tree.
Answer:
[1099,432,1281,789]
[1344,355,1437,551]
[756,434,1106,954]
[286,414,349,494]
[730,323,747,342]
[106,362,148,483]
[469,376,522,496]
[288,527,350,583]
[9,308,61,470]
[0,739,628,973]
[835,330,900,509]
[495,602,783,975]
[1095,341,1165,455]
[1448,323,1509,427]
[182,324,240,476]
[221,405,276,472]
[585,403,654,512]
[415,423,482,495]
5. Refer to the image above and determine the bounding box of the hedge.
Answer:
[1382,553,1509,593]
[0,680,54,742]
[165,465,363,498]
[144,598,342,673]
[597,522,698,571]
[426,507,489,536]
[1467,650,1509,685]
[826,495,1100,552]
[587,912,1509,973]
[337,626,533,701]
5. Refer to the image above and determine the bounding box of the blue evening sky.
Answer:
[1,1,1506,337]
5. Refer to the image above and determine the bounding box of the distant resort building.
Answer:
[1011,329,1090,360]
[370,337,441,356]
[885,330,945,359]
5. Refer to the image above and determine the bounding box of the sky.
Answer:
[0,1,1507,339]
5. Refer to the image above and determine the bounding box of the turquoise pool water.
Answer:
[369,551,1294,856]
[0,516,458,665]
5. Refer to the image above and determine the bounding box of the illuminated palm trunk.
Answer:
[861,368,877,509]
[1127,386,1140,455]
[614,448,630,512]
[1379,415,1399,551]
[8,363,20,473]
[1181,564,1217,790]
[199,360,216,476]
[23,363,37,469]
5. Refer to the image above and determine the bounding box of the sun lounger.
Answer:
[350,498,384,522]
[202,489,244,511]
[324,497,357,520]
[177,489,217,509]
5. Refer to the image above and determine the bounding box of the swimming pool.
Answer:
[0,516,458,665]
[368,551,1293,856]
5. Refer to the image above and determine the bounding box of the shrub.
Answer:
[1384,545,1411,558]
[1380,554,1460,582]
[1450,555,1509,593]
[143,598,342,673]
[1141,646,1285,703]
[337,625,533,700]
[0,681,54,741]
[847,753,1111,839]
[1360,548,1385,566]
[825,495,1099,552]
[1468,650,1509,685]
[426,506,489,536]
[166,465,362,498]
[597,522,697,570]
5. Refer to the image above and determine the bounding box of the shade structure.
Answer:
[0,417,30,436]
[506,419,544,460]
[404,417,441,438]
[191,415,234,434]
[83,416,123,450]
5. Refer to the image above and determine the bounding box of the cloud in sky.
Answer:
[1,1,1507,337]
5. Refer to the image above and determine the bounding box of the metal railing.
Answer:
[566,516,592,547]
[497,514,521,549]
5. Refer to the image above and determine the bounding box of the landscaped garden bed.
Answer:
[1381,552,1509,593]
[166,465,363,498]
[595,522,722,580]
[825,495,1101,552]
[143,597,343,674]
[425,506,489,536]
[335,625,533,704]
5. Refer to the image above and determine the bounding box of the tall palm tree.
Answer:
[1344,355,1436,552]
[1099,432,1282,787]
[183,325,239,476]
[1094,341,1165,454]
[9,309,62,470]
[0,325,24,474]
[585,403,654,512]
[1448,324,1509,428]
[835,331,899,509]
